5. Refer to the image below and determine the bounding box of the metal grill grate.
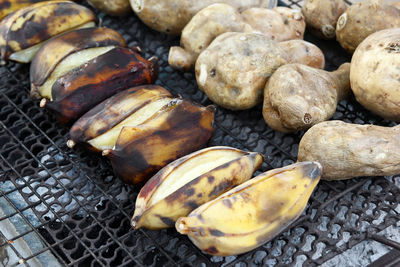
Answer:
[1,1,400,266]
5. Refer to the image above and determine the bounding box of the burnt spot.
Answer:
[157,216,175,227]
[183,188,195,197]
[53,3,81,16]
[183,201,198,210]
[32,28,126,85]
[109,99,213,185]
[292,185,297,189]
[48,47,156,123]
[0,1,10,9]
[109,148,158,185]
[222,199,232,209]
[204,246,218,254]
[9,16,51,51]
[197,193,203,198]
[240,191,252,202]
[209,229,225,237]
[301,162,322,180]
[207,176,215,183]
[139,174,163,199]
[208,180,233,198]
[256,199,284,224]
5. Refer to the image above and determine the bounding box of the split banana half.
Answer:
[103,98,215,185]
[69,85,173,151]
[176,161,322,256]
[69,85,215,185]
[31,33,158,124]
[30,27,127,100]
[132,146,263,230]
[0,1,97,64]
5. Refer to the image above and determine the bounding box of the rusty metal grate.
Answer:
[1,1,400,266]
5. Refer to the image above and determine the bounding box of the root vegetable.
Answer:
[298,121,400,180]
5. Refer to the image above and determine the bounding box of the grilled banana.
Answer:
[0,0,46,21]
[39,47,158,124]
[30,27,126,99]
[103,99,215,185]
[0,1,96,64]
[68,85,172,151]
[176,161,322,256]
[132,146,263,230]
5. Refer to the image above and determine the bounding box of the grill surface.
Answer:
[1,0,400,266]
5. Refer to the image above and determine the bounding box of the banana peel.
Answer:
[132,146,263,230]
[0,0,46,21]
[0,1,97,64]
[176,161,322,256]
[68,85,172,151]
[103,99,215,185]
[30,27,126,99]
[39,47,159,124]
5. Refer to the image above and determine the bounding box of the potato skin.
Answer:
[241,7,305,41]
[0,1,96,63]
[30,27,126,99]
[169,3,251,70]
[169,5,305,71]
[391,2,400,10]
[195,32,287,110]
[302,0,347,39]
[350,28,400,122]
[130,0,274,35]
[279,39,325,69]
[106,100,215,185]
[335,0,400,53]
[263,63,350,132]
[298,121,400,180]
[44,47,158,124]
[88,0,131,16]
[195,32,325,110]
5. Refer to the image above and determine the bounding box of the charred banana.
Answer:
[176,162,322,256]
[30,27,126,99]
[0,0,46,21]
[103,99,215,185]
[68,85,172,151]
[38,47,158,124]
[0,1,97,64]
[132,146,263,230]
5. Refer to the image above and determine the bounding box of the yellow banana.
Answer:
[176,161,322,256]
[0,0,46,21]
[0,1,96,64]
[132,146,263,230]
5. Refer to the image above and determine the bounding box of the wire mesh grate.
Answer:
[1,0,399,266]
